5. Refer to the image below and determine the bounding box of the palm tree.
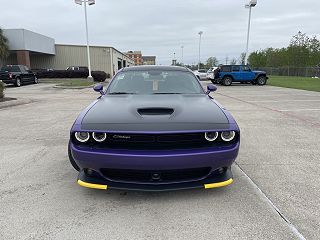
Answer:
[0,27,9,62]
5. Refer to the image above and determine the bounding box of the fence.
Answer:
[255,67,320,77]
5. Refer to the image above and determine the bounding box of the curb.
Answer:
[52,85,94,89]
[0,98,33,109]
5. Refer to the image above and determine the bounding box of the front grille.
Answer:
[100,167,211,183]
[73,132,238,150]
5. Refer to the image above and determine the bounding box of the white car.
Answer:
[207,67,218,80]
[193,69,208,80]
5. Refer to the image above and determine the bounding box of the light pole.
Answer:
[75,0,95,79]
[244,0,257,65]
[198,31,203,70]
[181,46,184,66]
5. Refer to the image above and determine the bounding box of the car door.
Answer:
[25,66,35,82]
[19,66,31,83]
[240,65,255,81]
[231,66,241,81]
[199,69,207,79]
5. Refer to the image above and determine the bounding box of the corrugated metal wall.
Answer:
[30,45,134,75]
[30,45,112,74]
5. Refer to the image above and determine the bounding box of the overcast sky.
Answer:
[1,0,319,65]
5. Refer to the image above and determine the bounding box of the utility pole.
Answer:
[245,0,257,65]
[75,0,96,79]
[198,31,203,70]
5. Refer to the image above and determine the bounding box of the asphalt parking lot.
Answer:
[0,83,319,240]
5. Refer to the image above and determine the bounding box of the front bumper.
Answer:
[1,79,15,84]
[77,167,233,191]
[70,142,239,191]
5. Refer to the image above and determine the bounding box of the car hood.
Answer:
[253,70,266,74]
[81,94,230,132]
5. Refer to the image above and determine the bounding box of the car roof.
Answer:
[122,65,190,72]
[221,65,247,67]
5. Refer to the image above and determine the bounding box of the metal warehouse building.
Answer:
[2,29,134,76]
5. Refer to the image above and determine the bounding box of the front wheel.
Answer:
[257,76,267,85]
[34,76,39,84]
[68,142,80,171]
[222,77,232,86]
[15,78,21,87]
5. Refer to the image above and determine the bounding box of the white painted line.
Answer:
[279,109,320,112]
[248,100,320,103]
[235,163,306,240]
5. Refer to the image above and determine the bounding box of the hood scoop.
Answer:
[137,108,174,116]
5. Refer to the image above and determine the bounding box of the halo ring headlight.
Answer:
[93,132,107,142]
[205,132,218,142]
[221,131,236,142]
[75,132,90,143]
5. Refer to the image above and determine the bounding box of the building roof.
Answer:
[4,29,55,55]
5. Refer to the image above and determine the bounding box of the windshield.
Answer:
[1,66,20,72]
[107,70,204,95]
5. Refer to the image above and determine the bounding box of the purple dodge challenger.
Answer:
[69,66,240,191]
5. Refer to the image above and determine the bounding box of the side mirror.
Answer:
[93,84,104,95]
[206,84,217,94]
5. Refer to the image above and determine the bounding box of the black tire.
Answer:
[257,76,267,85]
[68,142,80,171]
[222,76,232,86]
[34,76,39,84]
[15,77,21,87]
[251,80,257,85]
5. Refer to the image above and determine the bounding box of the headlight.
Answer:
[221,131,236,142]
[93,132,107,142]
[75,132,90,143]
[205,132,218,141]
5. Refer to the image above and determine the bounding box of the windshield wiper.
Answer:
[109,92,136,95]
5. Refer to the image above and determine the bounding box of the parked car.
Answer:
[193,69,208,80]
[213,65,268,86]
[207,67,218,80]
[0,65,38,87]
[66,66,89,72]
[69,65,240,191]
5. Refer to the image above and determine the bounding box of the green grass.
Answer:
[40,78,95,87]
[268,76,320,92]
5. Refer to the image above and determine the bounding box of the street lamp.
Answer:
[75,0,95,79]
[181,46,184,66]
[244,0,257,65]
[198,31,203,70]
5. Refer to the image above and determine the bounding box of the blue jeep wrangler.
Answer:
[212,65,268,86]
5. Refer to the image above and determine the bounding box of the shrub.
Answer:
[92,71,107,82]
[0,81,5,99]
[34,70,89,79]
[34,70,109,81]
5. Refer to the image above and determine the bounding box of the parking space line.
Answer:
[235,163,306,240]
[216,93,320,128]
[279,109,320,112]
[248,100,320,103]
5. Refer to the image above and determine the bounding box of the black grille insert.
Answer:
[100,167,211,183]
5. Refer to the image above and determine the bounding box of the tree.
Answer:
[247,32,320,68]
[239,53,246,65]
[0,27,9,62]
[206,57,219,68]
[230,58,237,65]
